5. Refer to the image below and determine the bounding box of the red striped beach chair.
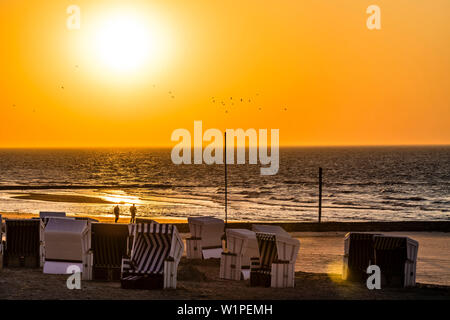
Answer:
[121,223,184,289]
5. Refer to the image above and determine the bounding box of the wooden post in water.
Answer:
[318,167,323,223]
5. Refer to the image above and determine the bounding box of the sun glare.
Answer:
[93,10,170,74]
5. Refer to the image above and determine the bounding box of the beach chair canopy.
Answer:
[252,225,291,238]
[226,228,259,258]
[39,211,66,219]
[373,235,418,268]
[128,223,183,275]
[43,218,90,273]
[188,216,224,248]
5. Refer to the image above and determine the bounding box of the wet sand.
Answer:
[0,258,449,300]
[10,193,114,204]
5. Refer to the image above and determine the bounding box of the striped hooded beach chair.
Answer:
[121,223,184,289]
[3,219,40,268]
[250,230,300,288]
[342,232,383,282]
[373,235,418,287]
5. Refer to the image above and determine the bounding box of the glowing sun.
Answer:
[94,11,169,73]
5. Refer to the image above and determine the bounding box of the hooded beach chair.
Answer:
[43,218,91,279]
[220,229,259,280]
[38,212,72,267]
[373,235,419,287]
[88,223,129,281]
[342,232,383,282]
[0,214,3,269]
[250,226,300,288]
[121,223,184,289]
[186,216,224,259]
[3,219,40,268]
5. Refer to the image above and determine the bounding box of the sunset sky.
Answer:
[0,0,449,148]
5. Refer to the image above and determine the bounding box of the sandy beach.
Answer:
[2,212,450,287]
[1,212,450,299]
[0,258,449,300]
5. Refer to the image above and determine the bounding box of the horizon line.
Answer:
[0,143,449,150]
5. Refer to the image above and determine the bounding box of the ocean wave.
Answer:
[383,196,428,202]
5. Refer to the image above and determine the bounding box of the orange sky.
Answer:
[0,0,449,148]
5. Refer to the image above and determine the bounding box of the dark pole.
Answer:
[224,132,228,249]
[318,167,323,223]
[224,132,228,227]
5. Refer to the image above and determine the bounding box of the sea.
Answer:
[0,146,449,222]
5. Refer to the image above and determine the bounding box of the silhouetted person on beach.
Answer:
[130,204,137,223]
[114,205,120,223]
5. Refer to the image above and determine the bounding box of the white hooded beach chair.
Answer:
[38,213,72,267]
[43,218,91,280]
[220,229,259,280]
[373,235,419,287]
[186,216,224,259]
[250,225,300,288]
[121,223,184,289]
